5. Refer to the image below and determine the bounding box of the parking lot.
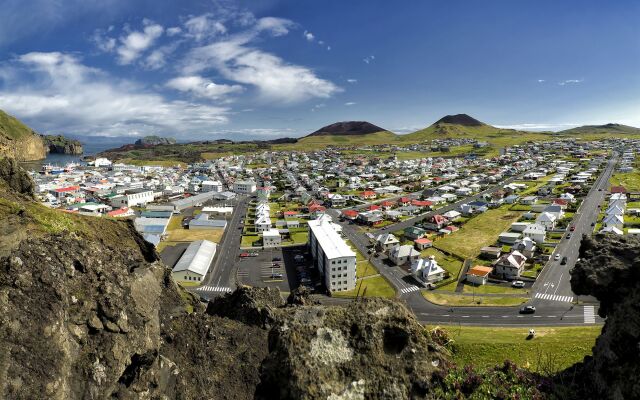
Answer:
[237,245,324,293]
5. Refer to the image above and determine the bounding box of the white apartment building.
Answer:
[202,180,223,192]
[233,180,257,194]
[308,218,357,292]
[110,189,154,208]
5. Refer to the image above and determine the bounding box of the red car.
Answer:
[570,226,576,232]
[239,253,250,258]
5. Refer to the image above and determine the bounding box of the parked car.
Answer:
[566,233,572,239]
[272,257,282,262]
[591,222,595,227]
[272,263,281,268]
[271,273,283,279]
[511,280,525,288]
[249,252,259,257]
[519,305,536,314]
[239,253,250,258]
[570,226,576,231]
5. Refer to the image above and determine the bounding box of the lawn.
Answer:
[433,206,523,259]
[332,275,396,299]
[240,235,260,247]
[435,325,601,372]
[610,172,640,192]
[290,231,309,244]
[461,283,530,295]
[165,227,224,243]
[422,291,528,307]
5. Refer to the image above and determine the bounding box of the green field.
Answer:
[332,275,396,298]
[422,291,528,306]
[461,282,530,295]
[610,172,640,192]
[436,325,601,372]
[433,206,523,259]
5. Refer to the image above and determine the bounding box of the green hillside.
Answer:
[289,130,400,148]
[0,110,36,140]
[558,123,640,136]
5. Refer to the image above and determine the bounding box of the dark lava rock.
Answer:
[42,134,83,155]
[206,286,284,328]
[134,135,177,146]
[434,114,484,126]
[0,157,34,197]
[307,121,386,136]
[566,234,640,399]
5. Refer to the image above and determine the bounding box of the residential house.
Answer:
[494,250,527,280]
[414,238,433,250]
[262,228,281,248]
[376,233,400,252]
[389,244,421,266]
[602,213,624,230]
[522,223,546,244]
[466,265,493,285]
[498,231,522,245]
[411,256,446,283]
[423,214,448,231]
[404,226,427,240]
[513,237,536,258]
[480,246,502,260]
[536,212,557,231]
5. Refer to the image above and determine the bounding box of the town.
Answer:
[27,137,639,326]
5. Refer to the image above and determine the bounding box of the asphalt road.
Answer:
[531,154,617,305]
[201,195,250,289]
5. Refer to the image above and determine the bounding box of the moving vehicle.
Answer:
[570,226,576,231]
[272,257,282,262]
[566,233,572,239]
[519,305,536,314]
[511,280,525,288]
[239,253,250,258]
[554,253,561,261]
[591,222,596,227]
[561,256,568,265]
[271,273,283,279]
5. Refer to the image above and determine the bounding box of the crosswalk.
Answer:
[584,306,596,324]
[534,292,574,303]
[400,285,420,294]
[237,270,249,277]
[197,285,232,293]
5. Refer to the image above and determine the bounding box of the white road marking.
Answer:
[584,306,596,324]
[400,285,420,294]
[197,285,232,293]
[534,292,574,303]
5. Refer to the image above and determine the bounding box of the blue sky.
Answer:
[0,0,638,140]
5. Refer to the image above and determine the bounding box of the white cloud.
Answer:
[558,79,583,86]
[116,20,164,64]
[166,75,243,99]
[494,123,581,131]
[347,79,357,84]
[167,26,182,36]
[254,17,294,36]
[344,102,356,106]
[537,79,545,83]
[304,30,315,42]
[183,31,341,103]
[184,13,226,41]
[311,103,326,112]
[0,52,229,137]
[363,55,375,64]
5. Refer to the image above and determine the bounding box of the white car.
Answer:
[554,254,561,261]
[512,280,525,288]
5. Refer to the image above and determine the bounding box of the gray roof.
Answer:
[172,240,217,276]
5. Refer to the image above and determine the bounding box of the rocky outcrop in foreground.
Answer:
[567,234,640,399]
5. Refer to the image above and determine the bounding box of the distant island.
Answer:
[135,135,177,146]
[41,134,83,155]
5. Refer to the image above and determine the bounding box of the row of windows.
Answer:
[331,274,348,279]
[330,281,349,286]
[331,265,349,272]
[183,275,201,281]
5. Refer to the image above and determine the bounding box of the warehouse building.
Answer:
[171,240,217,283]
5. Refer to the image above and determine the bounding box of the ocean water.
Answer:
[21,137,133,171]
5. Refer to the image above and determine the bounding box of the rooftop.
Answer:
[309,218,355,260]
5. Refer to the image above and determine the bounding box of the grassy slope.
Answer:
[281,130,400,150]
[0,110,36,140]
[433,206,523,259]
[558,124,640,135]
[435,325,601,372]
